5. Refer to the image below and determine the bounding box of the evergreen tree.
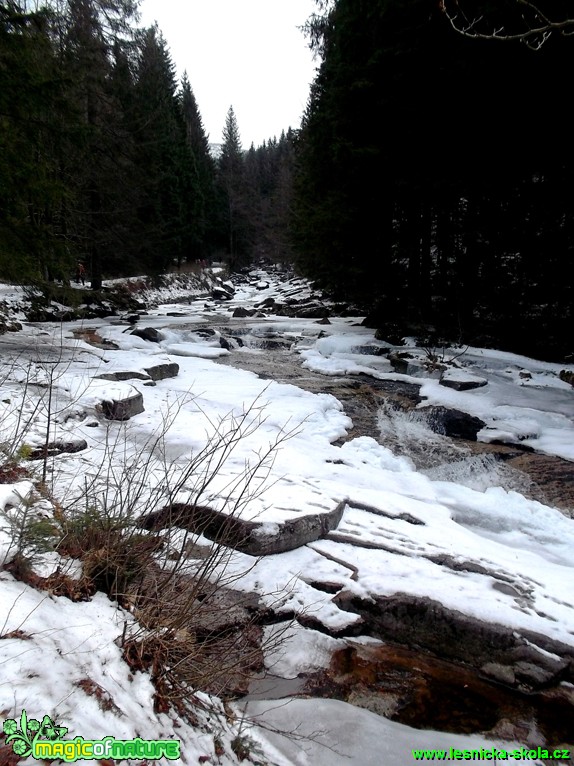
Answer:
[0,1,221,287]
[44,0,140,288]
[0,2,69,281]
[243,131,295,262]
[132,25,189,273]
[217,106,249,267]
[179,72,218,262]
[292,0,573,359]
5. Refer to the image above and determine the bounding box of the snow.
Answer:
[262,623,345,678]
[0,266,573,764]
[0,574,240,765]
[164,342,230,358]
[239,699,545,766]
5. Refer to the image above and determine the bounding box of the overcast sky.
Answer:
[139,0,318,148]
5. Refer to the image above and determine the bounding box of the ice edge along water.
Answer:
[1,268,572,765]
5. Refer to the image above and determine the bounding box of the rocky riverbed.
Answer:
[214,328,574,515]
[180,315,572,755]
[2,266,573,763]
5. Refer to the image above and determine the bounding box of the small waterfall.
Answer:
[377,402,467,469]
[377,403,534,495]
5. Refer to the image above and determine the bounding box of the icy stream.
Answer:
[3,267,573,764]
[187,314,574,750]
[210,321,568,511]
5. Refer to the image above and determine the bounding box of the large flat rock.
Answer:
[140,499,347,556]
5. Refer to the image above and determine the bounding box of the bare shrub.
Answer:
[1,333,300,721]
[53,392,300,715]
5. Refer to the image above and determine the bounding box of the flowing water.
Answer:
[213,322,570,509]
[76,317,574,746]
[216,322,574,749]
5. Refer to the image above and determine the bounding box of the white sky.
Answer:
[139,0,318,148]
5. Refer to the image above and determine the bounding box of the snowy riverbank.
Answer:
[1,266,573,764]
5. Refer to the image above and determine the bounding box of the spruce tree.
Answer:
[0,2,68,281]
[133,25,188,273]
[292,0,573,358]
[179,73,218,263]
[217,106,249,267]
[60,0,140,288]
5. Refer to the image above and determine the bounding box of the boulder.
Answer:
[232,306,256,318]
[421,405,486,440]
[294,304,330,319]
[211,287,233,300]
[28,438,88,460]
[143,362,179,381]
[139,499,346,556]
[130,327,164,343]
[212,280,234,300]
[440,368,488,391]
[98,390,144,421]
[94,362,179,383]
[388,352,414,374]
[333,591,573,690]
[257,297,276,309]
[389,352,445,378]
[195,328,217,337]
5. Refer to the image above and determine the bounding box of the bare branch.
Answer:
[440,0,574,49]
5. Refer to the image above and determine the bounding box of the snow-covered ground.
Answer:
[1,268,573,764]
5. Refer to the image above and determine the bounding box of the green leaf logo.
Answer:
[2,719,17,736]
[27,718,40,733]
[12,740,27,756]
[3,711,33,757]
[2,710,68,757]
[39,714,67,740]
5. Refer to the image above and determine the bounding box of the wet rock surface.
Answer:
[213,316,574,745]
[420,405,486,440]
[331,591,573,690]
[303,641,574,749]
[139,499,346,556]
[215,337,574,513]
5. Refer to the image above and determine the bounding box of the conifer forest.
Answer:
[1,0,573,361]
